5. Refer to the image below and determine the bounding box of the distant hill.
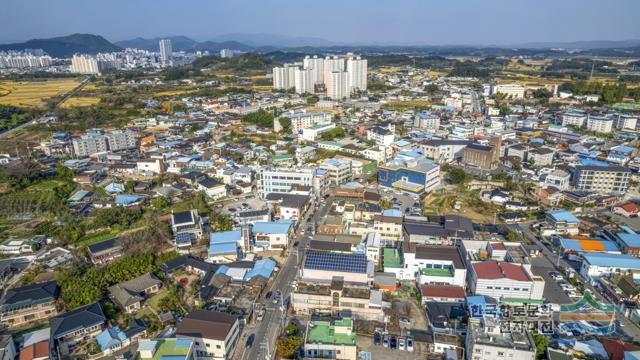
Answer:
[515,39,640,49]
[115,36,253,53]
[0,33,120,57]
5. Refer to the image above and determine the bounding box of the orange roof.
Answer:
[578,240,606,252]
[20,340,49,360]
[617,203,639,213]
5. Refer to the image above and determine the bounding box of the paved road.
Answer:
[240,194,334,360]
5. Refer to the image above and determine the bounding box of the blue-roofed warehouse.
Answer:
[208,230,242,262]
[580,252,640,279]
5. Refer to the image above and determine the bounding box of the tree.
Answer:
[379,199,393,210]
[242,109,274,128]
[285,322,299,336]
[507,230,519,242]
[278,116,292,133]
[276,336,303,358]
[448,168,470,185]
[152,196,171,209]
[532,333,549,358]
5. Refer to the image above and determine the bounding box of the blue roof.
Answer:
[253,222,291,234]
[104,182,125,193]
[583,252,640,270]
[245,259,276,280]
[580,158,609,167]
[393,140,411,147]
[96,326,127,351]
[115,194,143,205]
[618,230,640,248]
[210,230,242,244]
[612,145,634,154]
[383,209,403,217]
[547,210,579,223]
[208,241,238,255]
[559,238,619,252]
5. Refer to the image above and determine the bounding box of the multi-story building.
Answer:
[398,244,468,286]
[253,221,293,250]
[72,132,109,157]
[319,158,353,186]
[302,123,336,141]
[294,68,314,94]
[419,139,469,164]
[490,84,525,99]
[414,111,441,130]
[105,130,137,151]
[613,113,637,131]
[176,310,240,360]
[171,210,204,251]
[469,260,545,300]
[465,317,536,360]
[278,111,332,133]
[304,318,358,360]
[378,157,440,194]
[302,251,370,285]
[462,138,501,170]
[571,165,631,194]
[70,54,102,74]
[562,110,587,127]
[258,168,315,197]
[272,64,297,90]
[292,282,383,321]
[326,70,349,100]
[0,281,59,327]
[159,39,172,64]
[346,55,367,92]
[323,56,345,85]
[586,115,614,133]
[50,303,107,358]
[367,126,394,146]
[544,169,571,190]
[303,55,324,85]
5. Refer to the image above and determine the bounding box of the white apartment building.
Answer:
[72,133,108,157]
[414,112,440,130]
[159,39,172,64]
[400,245,467,287]
[586,115,614,133]
[176,310,240,360]
[0,53,52,69]
[613,113,637,131]
[278,111,332,133]
[323,56,345,85]
[346,55,367,92]
[105,130,137,151]
[562,111,587,127]
[272,64,297,90]
[367,126,394,147]
[362,146,392,163]
[294,68,314,94]
[419,140,469,164]
[70,54,101,74]
[491,84,525,99]
[258,168,315,197]
[303,55,324,85]
[319,158,352,185]
[469,260,544,300]
[544,169,571,190]
[327,71,349,100]
[571,165,631,194]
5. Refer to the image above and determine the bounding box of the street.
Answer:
[238,194,334,360]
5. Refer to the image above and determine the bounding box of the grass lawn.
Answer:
[147,288,169,311]
[76,228,122,246]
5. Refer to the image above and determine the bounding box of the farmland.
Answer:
[59,96,101,108]
[0,79,81,108]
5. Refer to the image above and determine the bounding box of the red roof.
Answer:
[420,284,466,298]
[490,242,506,250]
[473,260,530,281]
[20,340,49,360]
[616,202,639,213]
[600,337,640,360]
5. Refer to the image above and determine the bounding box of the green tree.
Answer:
[532,333,549,358]
[242,109,274,128]
[285,322,299,336]
[278,117,292,133]
[276,336,303,358]
[448,168,470,185]
[378,199,393,210]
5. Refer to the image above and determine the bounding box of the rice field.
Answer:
[60,96,101,108]
[0,79,80,107]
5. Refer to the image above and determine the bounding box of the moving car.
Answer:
[245,334,255,348]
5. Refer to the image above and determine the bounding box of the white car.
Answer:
[406,337,414,352]
[398,338,405,351]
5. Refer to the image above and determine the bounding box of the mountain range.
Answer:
[2,33,640,58]
[0,33,120,57]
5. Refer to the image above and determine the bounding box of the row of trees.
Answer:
[242,109,274,128]
[559,80,631,104]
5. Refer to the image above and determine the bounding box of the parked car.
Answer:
[373,332,381,345]
[399,317,411,325]
[406,337,414,352]
[383,334,389,348]
[390,337,397,350]
[398,338,405,351]
[265,291,272,299]
[245,334,255,349]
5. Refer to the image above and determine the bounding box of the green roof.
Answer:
[306,318,356,346]
[383,248,403,269]
[300,146,315,153]
[420,267,454,277]
[273,154,294,160]
[319,141,344,148]
[138,339,192,360]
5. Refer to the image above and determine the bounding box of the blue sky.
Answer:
[4,0,640,45]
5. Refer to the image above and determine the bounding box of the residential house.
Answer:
[175,310,240,360]
[108,273,162,313]
[469,260,545,300]
[87,238,123,265]
[49,303,106,358]
[304,317,357,360]
[252,221,293,250]
[0,281,59,327]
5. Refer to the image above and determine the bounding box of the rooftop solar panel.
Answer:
[176,232,196,244]
[303,251,367,273]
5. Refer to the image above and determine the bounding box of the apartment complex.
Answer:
[571,165,631,194]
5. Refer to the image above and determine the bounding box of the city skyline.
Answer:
[3,0,640,46]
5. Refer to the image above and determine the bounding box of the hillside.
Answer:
[115,36,253,53]
[0,33,120,58]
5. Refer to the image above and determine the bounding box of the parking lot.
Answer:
[530,256,572,305]
[368,185,421,216]
[357,334,429,360]
[217,196,267,216]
